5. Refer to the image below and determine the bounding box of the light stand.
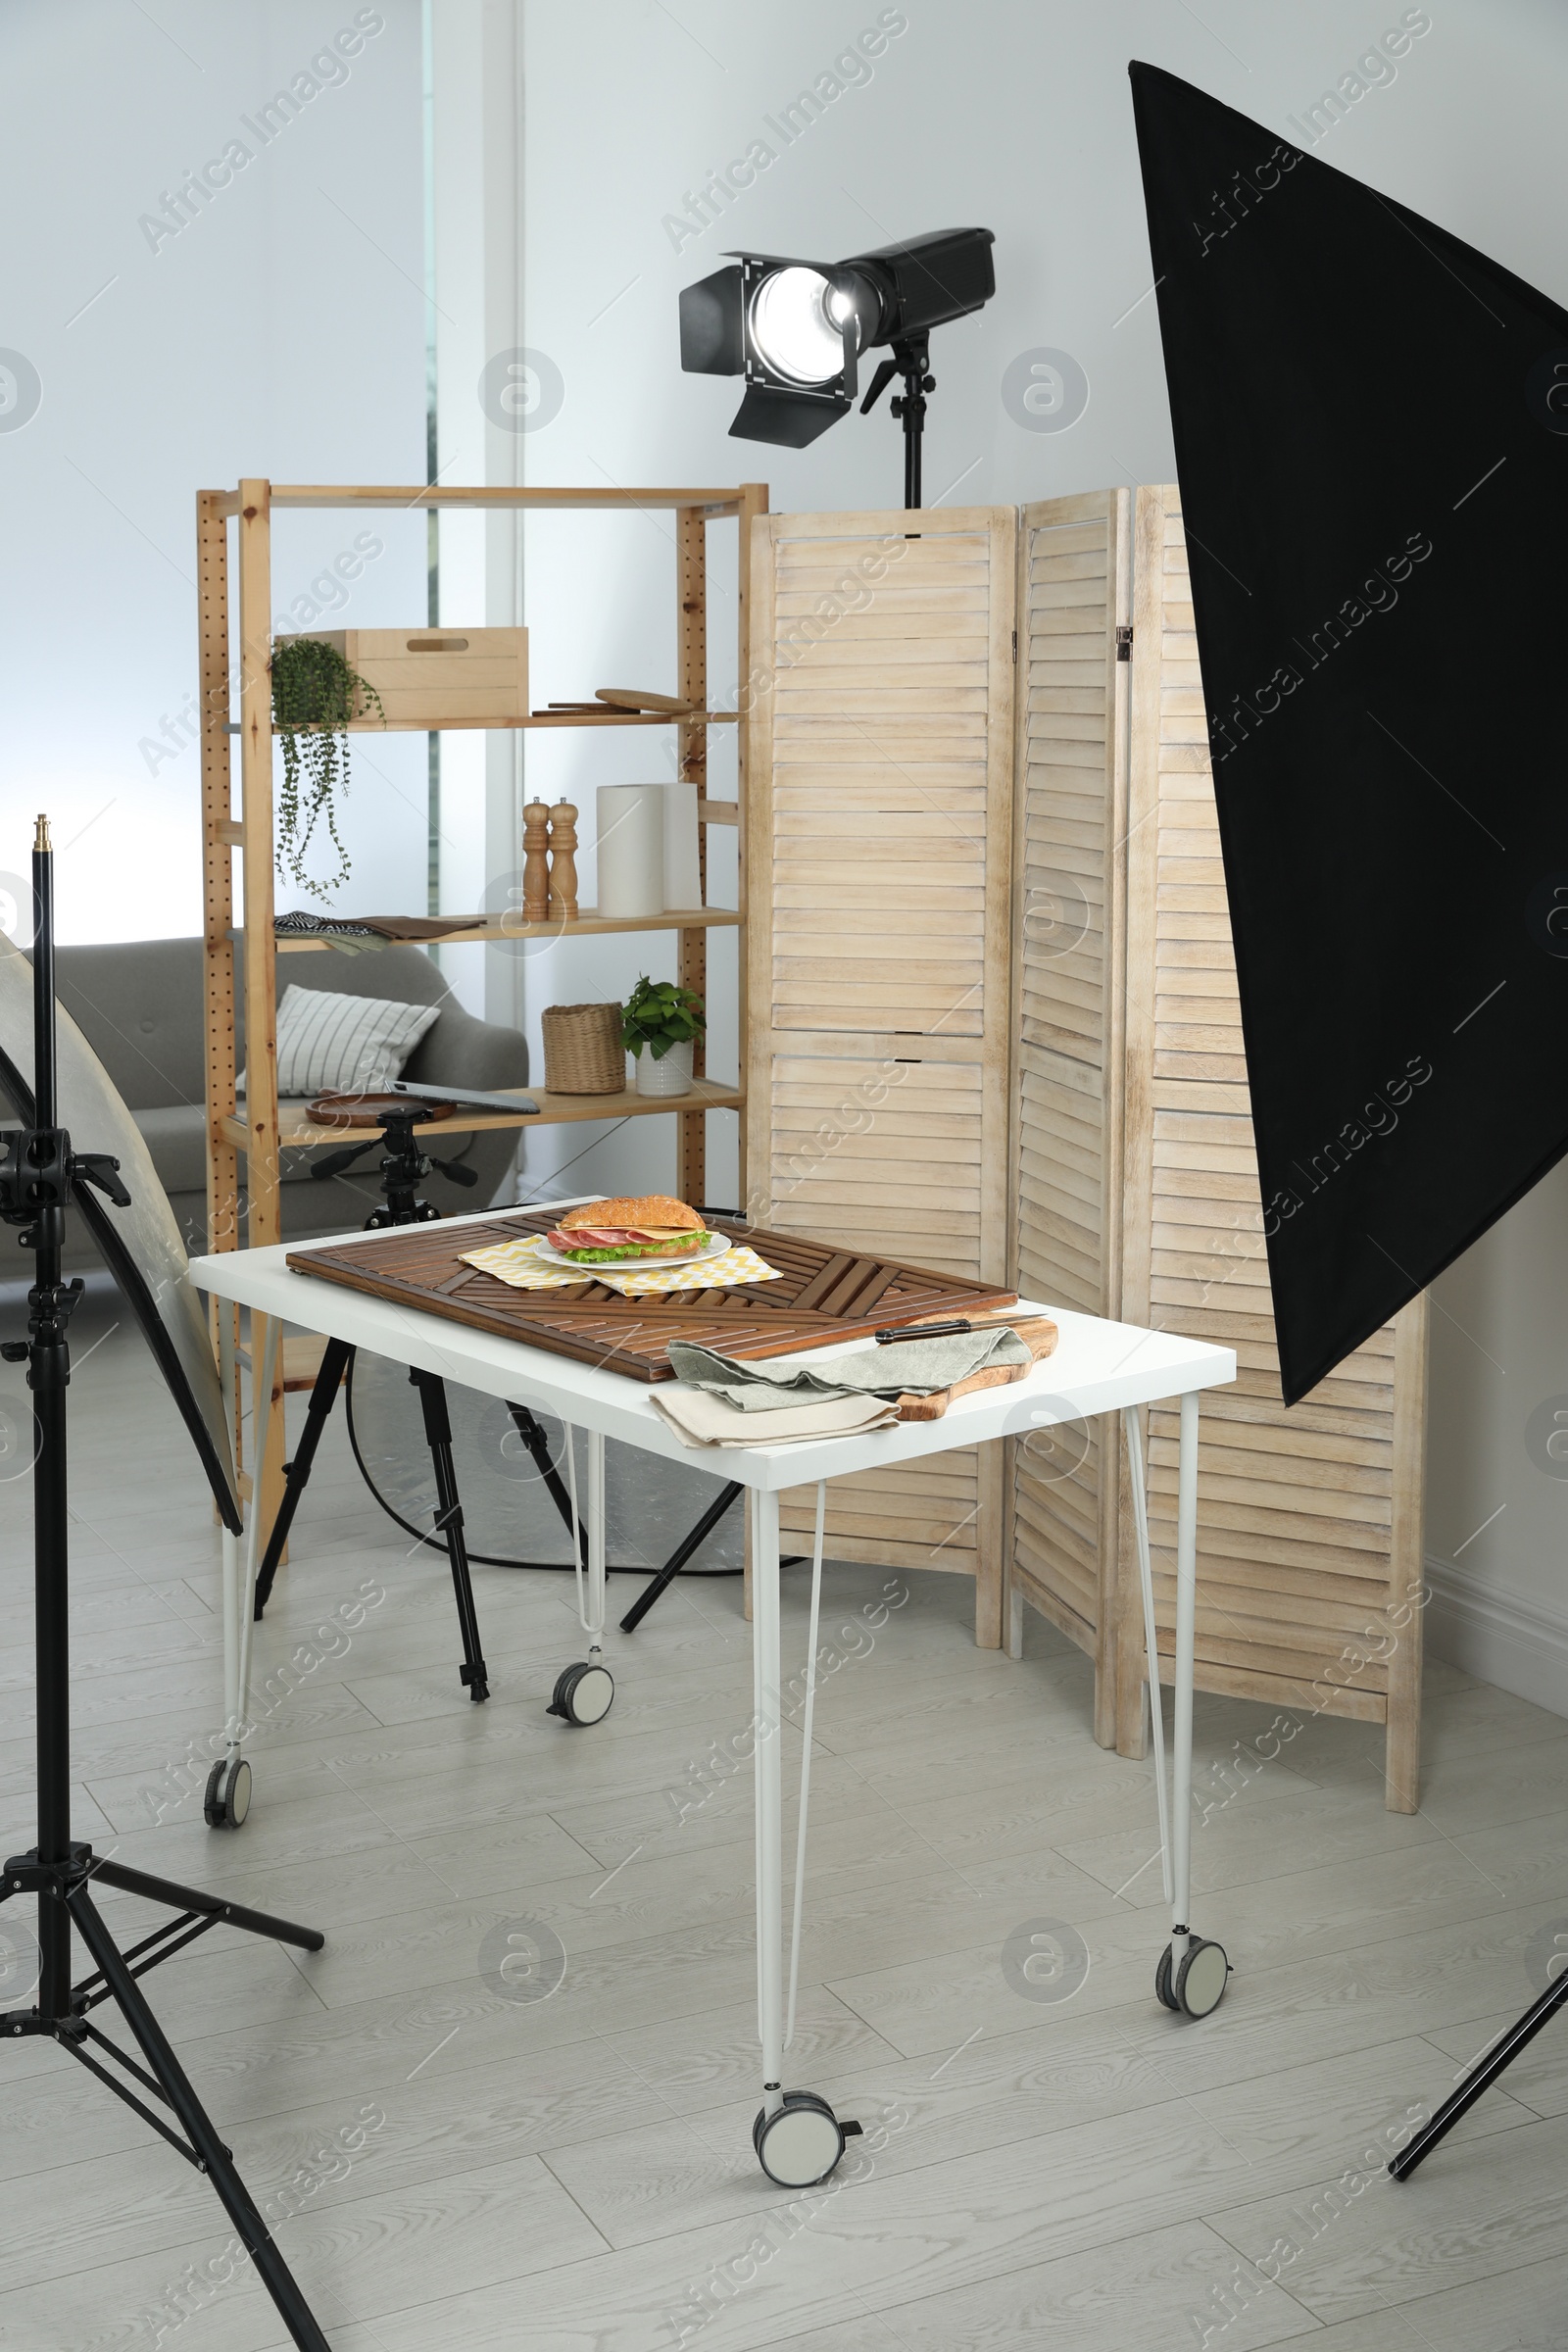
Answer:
[1391,1974,1568,2180]
[859,329,935,509]
[0,819,331,2352]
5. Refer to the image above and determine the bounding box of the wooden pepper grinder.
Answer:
[521,799,551,921]
[547,800,578,920]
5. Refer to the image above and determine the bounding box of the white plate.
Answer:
[531,1226,726,1272]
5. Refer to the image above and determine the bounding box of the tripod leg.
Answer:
[411,1370,490,1700]
[619,1479,743,1633]
[254,1338,352,1618]
[506,1402,588,1563]
[1391,1966,1568,2180]
[90,1856,323,1952]
[65,1882,331,2352]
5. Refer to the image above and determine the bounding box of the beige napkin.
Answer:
[648,1385,900,1449]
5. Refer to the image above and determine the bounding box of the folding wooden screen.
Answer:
[745,507,1015,1644]
[745,490,1427,1802]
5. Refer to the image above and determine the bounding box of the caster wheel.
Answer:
[1176,1937,1230,2018]
[752,2091,862,2188]
[1157,1937,1230,2018]
[548,1659,614,1727]
[204,1756,252,1830]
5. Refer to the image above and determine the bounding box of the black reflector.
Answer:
[1130,61,1568,1403]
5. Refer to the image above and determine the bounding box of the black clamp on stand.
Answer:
[0,818,331,2352]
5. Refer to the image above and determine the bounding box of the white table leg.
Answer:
[209,1312,277,1830]
[754,1485,784,2119]
[785,1482,826,2051]
[1171,1388,1200,1966]
[586,1428,606,1657]
[218,1306,240,1749]
[747,1484,862,2190]
[547,1424,615,1727]
[1122,1405,1171,1906]
[1141,1387,1230,2021]
[233,1313,279,1748]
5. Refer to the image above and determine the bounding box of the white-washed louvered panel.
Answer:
[747,511,1014,1639]
[1118,485,1426,1805]
[1007,493,1129,1717]
[768,1050,986,1277]
[767,519,1006,1042]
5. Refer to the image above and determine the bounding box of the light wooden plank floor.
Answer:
[1,1287,1566,2350]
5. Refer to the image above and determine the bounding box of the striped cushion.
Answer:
[239,986,440,1098]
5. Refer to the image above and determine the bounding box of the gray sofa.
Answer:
[52,937,529,1256]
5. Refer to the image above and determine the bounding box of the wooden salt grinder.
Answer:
[522,799,551,920]
[548,800,578,919]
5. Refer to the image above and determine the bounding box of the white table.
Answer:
[189,1217,1236,2189]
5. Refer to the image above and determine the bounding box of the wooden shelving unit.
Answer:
[198,475,766,1523]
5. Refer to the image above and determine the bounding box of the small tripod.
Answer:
[249,1101,494,1705]
[0,818,330,2351]
[309,1101,480,1229]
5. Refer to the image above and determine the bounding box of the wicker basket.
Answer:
[541,1002,625,1095]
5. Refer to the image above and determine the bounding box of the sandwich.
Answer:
[546,1196,710,1264]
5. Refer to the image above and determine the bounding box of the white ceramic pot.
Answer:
[634,1039,694,1097]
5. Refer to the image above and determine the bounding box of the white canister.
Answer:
[596,784,665,918]
[635,1038,694,1097]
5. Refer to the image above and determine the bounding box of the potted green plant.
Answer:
[270,637,385,901]
[621,973,706,1098]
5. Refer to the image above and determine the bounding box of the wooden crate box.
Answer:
[279,625,528,726]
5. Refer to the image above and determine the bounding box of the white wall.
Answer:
[0,0,428,943]
[507,0,1568,1690]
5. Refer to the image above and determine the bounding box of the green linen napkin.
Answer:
[665,1325,1031,1412]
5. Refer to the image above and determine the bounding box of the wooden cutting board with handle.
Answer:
[893,1313,1059,1420]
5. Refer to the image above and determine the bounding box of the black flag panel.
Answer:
[1129,61,1568,1404]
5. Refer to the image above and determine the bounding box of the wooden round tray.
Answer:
[307,1090,456,1129]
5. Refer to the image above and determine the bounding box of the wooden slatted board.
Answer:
[1007,488,1132,1744]
[284,1210,1017,1381]
[745,507,1015,1636]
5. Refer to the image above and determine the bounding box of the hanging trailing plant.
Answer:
[270,637,385,902]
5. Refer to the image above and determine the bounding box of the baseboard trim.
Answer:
[1425,1555,1568,1719]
